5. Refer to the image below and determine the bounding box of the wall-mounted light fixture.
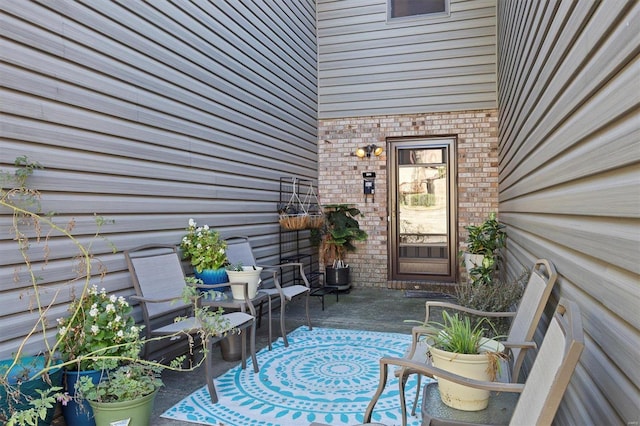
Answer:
[355,144,384,158]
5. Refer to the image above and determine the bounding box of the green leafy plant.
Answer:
[456,269,528,336]
[463,212,506,256]
[4,386,66,426]
[56,285,143,371]
[225,261,244,271]
[427,311,497,355]
[180,219,228,272]
[462,212,507,286]
[315,204,368,268]
[426,311,506,381]
[76,363,163,403]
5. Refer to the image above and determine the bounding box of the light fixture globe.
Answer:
[355,144,383,158]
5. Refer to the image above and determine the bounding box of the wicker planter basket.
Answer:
[279,214,309,230]
[306,214,325,229]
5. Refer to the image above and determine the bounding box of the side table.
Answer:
[201,289,272,353]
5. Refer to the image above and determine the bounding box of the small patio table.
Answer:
[201,289,273,349]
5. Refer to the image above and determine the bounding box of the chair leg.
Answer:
[411,373,422,416]
[280,297,288,347]
[363,357,390,423]
[206,339,218,403]
[268,296,273,350]
[257,300,263,329]
[250,319,259,373]
[240,329,247,370]
[305,291,312,331]
[398,370,409,426]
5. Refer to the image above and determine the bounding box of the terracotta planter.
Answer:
[430,338,504,411]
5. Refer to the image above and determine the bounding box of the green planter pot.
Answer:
[87,388,159,426]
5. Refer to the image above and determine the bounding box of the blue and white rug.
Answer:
[161,326,423,425]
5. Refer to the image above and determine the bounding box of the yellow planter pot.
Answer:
[430,338,504,411]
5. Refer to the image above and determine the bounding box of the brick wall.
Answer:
[318,109,499,288]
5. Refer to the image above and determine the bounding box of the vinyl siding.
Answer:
[318,0,497,119]
[497,1,640,424]
[0,1,317,358]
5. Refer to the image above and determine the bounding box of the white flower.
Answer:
[109,294,117,303]
[89,306,99,317]
[91,325,99,334]
[203,225,209,230]
[59,326,67,336]
[116,330,124,338]
[106,303,115,312]
[115,315,122,323]
[189,218,196,227]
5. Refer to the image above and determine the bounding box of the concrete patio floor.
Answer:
[150,286,441,425]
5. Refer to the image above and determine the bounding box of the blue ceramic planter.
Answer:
[0,356,63,425]
[194,268,229,290]
[62,369,106,426]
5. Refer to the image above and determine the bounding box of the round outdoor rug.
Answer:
[162,326,423,426]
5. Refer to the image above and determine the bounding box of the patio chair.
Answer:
[399,259,557,419]
[363,298,584,426]
[124,244,259,403]
[225,236,311,348]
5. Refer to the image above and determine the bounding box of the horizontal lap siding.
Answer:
[318,0,497,119]
[497,1,640,424]
[0,1,317,358]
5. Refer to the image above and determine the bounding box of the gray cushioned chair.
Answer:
[225,236,311,349]
[398,259,558,420]
[364,298,584,426]
[124,244,258,403]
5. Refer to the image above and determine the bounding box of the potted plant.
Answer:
[1,158,232,426]
[0,356,64,426]
[462,212,507,285]
[455,268,528,336]
[180,218,229,284]
[56,285,143,426]
[427,311,504,411]
[315,204,367,290]
[75,362,163,426]
[225,262,263,300]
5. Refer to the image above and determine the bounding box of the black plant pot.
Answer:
[325,266,351,290]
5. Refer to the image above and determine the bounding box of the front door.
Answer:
[389,138,457,283]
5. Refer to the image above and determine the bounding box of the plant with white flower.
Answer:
[56,285,143,371]
[179,218,228,272]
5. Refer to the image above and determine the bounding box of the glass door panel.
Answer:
[390,139,456,282]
